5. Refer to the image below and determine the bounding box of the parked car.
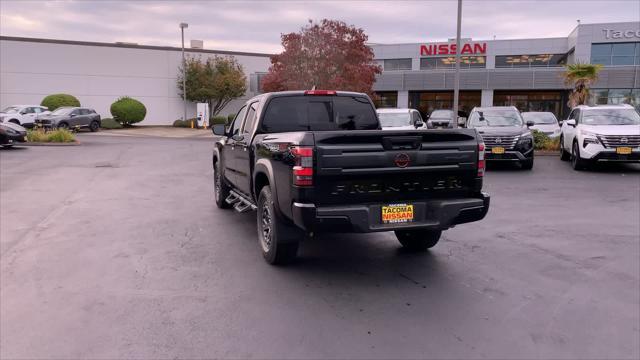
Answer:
[0,105,50,128]
[467,106,535,170]
[426,109,454,129]
[212,90,490,264]
[36,107,101,131]
[522,112,561,138]
[559,104,640,170]
[0,121,27,148]
[377,108,425,130]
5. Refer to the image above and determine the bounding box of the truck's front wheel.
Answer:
[395,229,442,251]
[257,186,300,265]
[214,161,232,209]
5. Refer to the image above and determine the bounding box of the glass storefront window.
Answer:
[591,42,639,66]
[589,88,640,112]
[494,91,565,119]
[495,54,566,68]
[612,43,636,56]
[419,56,486,70]
[374,91,398,108]
[383,59,412,71]
[409,91,480,117]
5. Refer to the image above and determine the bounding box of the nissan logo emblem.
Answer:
[394,153,410,168]
[621,137,629,144]
[495,138,502,143]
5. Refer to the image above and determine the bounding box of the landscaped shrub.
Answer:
[227,114,235,123]
[172,118,198,128]
[100,118,123,129]
[532,129,560,151]
[40,94,80,111]
[110,96,146,126]
[26,129,76,143]
[211,116,227,125]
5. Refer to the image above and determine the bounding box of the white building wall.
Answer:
[0,39,271,125]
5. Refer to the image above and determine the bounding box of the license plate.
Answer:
[616,147,632,155]
[381,204,414,224]
[491,147,505,154]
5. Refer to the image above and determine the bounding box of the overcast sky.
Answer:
[0,0,637,53]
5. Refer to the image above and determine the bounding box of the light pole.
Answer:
[180,22,188,122]
[452,0,462,128]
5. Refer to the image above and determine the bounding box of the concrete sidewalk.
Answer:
[85,126,214,138]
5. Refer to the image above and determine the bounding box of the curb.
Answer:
[534,150,558,156]
[20,141,81,146]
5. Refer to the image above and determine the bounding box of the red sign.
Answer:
[420,43,487,56]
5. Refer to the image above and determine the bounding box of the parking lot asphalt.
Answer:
[1,134,639,359]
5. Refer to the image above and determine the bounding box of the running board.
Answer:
[225,190,257,213]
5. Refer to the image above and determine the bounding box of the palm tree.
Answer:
[562,63,603,108]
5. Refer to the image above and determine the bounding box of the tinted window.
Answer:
[383,59,412,71]
[261,95,378,132]
[242,102,258,134]
[230,106,247,136]
[22,107,34,114]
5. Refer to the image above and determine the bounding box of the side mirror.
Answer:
[212,124,226,136]
[69,113,76,117]
[566,119,576,127]
[526,120,535,127]
[414,120,424,128]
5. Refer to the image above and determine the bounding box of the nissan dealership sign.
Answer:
[420,42,487,56]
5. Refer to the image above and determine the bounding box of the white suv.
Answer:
[559,104,640,170]
[0,105,50,128]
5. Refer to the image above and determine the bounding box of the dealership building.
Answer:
[371,21,640,119]
[1,21,638,124]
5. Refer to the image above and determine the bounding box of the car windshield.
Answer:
[51,108,73,115]
[430,110,452,120]
[378,112,412,127]
[582,109,640,125]
[1,106,20,114]
[469,110,523,127]
[523,112,557,124]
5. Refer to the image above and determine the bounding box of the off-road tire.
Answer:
[257,186,301,265]
[213,160,232,209]
[395,229,442,251]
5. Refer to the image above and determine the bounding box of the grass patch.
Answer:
[100,118,123,129]
[27,129,76,143]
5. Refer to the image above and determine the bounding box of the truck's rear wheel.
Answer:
[395,229,442,251]
[257,186,300,265]
[213,160,232,209]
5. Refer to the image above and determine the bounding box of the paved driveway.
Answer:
[1,135,639,359]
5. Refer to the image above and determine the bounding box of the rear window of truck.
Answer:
[260,95,379,132]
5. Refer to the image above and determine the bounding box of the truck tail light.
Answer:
[291,146,314,186]
[478,142,486,177]
[304,90,337,96]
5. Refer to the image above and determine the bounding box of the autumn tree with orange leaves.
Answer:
[262,19,381,96]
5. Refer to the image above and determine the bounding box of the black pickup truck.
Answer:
[212,90,490,264]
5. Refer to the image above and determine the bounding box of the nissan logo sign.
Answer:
[394,153,410,168]
[621,137,629,144]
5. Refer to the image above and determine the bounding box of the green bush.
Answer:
[110,96,146,126]
[227,114,235,123]
[100,118,123,129]
[211,116,227,125]
[172,118,198,128]
[532,129,560,151]
[26,129,75,143]
[40,94,80,111]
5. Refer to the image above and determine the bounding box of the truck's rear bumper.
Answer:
[291,193,490,233]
